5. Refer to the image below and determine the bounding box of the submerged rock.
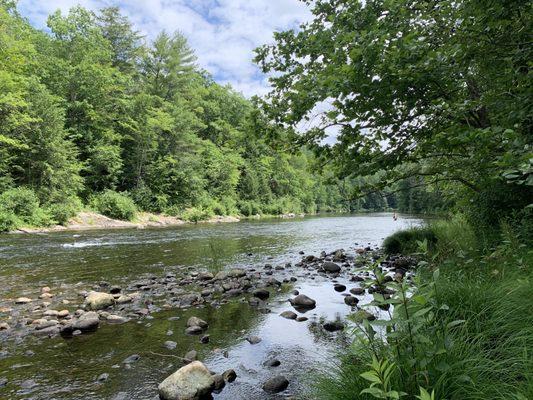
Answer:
[252,289,270,300]
[246,335,262,345]
[158,361,215,400]
[280,311,297,320]
[262,375,289,393]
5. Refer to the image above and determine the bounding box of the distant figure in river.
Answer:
[393,212,398,221]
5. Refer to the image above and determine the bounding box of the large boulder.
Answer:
[158,361,215,400]
[289,294,316,310]
[322,262,341,273]
[262,375,289,393]
[85,291,115,310]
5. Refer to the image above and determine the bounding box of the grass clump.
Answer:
[181,207,213,223]
[91,190,137,221]
[383,227,437,255]
[316,217,532,400]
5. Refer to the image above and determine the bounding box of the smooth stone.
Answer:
[334,284,346,292]
[85,291,115,310]
[262,375,289,393]
[296,316,308,322]
[349,287,365,295]
[246,336,262,344]
[344,296,359,306]
[184,350,197,362]
[123,354,140,364]
[164,341,177,350]
[289,294,316,309]
[280,311,297,320]
[97,373,109,382]
[158,361,215,400]
[185,326,204,335]
[322,261,341,273]
[200,335,210,344]
[106,315,128,324]
[187,317,208,330]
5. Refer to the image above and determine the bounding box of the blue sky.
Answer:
[17,0,312,97]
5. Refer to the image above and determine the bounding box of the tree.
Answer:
[255,0,532,211]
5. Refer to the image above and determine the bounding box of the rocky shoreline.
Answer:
[0,246,416,398]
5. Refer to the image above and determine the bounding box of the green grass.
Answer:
[316,218,532,400]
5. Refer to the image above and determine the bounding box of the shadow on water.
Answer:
[0,213,422,399]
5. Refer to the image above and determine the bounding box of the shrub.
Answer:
[383,226,437,254]
[238,200,262,216]
[91,190,137,221]
[0,187,40,221]
[46,196,82,225]
[0,210,20,232]
[181,207,213,223]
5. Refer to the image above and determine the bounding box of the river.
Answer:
[0,213,421,399]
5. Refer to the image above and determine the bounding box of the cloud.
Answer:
[17,0,312,97]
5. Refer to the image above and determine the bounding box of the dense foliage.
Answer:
[256,0,532,234]
[0,2,369,229]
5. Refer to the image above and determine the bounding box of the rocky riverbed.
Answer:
[0,244,416,399]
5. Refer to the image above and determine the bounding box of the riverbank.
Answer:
[7,211,316,234]
[9,211,242,234]
[316,217,533,400]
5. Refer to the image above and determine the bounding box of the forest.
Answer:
[0,1,442,231]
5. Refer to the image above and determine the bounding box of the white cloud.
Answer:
[17,0,312,97]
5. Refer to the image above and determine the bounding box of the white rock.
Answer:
[15,297,32,304]
[85,291,115,310]
[158,361,215,400]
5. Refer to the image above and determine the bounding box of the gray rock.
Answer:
[280,311,297,320]
[123,354,140,364]
[322,262,341,273]
[344,296,359,306]
[164,341,177,350]
[334,284,346,292]
[97,373,109,382]
[262,375,289,393]
[158,361,215,400]
[85,291,115,310]
[289,294,316,309]
[349,287,365,295]
[246,336,262,344]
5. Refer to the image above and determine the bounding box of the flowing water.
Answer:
[0,213,421,399]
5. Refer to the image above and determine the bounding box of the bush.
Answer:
[0,187,40,221]
[46,196,82,225]
[0,210,20,232]
[383,226,437,254]
[238,200,262,216]
[181,207,213,223]
[91,190,137,221]
[0,187,53,227]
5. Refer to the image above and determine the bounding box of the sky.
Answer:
[17,0,312,97]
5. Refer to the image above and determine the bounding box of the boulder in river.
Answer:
[158,361,215,400]
[222,369,237,382]
[262,375,289,393]
[280,311,297,320]
[344,296,359,306]
[289,294,316,310]
[334,284,346,292]
[323,321,345,332]
[246,335,262,344]
[187,317,208,330]
[85,291,115,310]
[349,287,365,295]
[322,261,341,273]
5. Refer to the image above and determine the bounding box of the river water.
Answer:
[0,213,421,399]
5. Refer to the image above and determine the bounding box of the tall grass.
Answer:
[316,218,532,400]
